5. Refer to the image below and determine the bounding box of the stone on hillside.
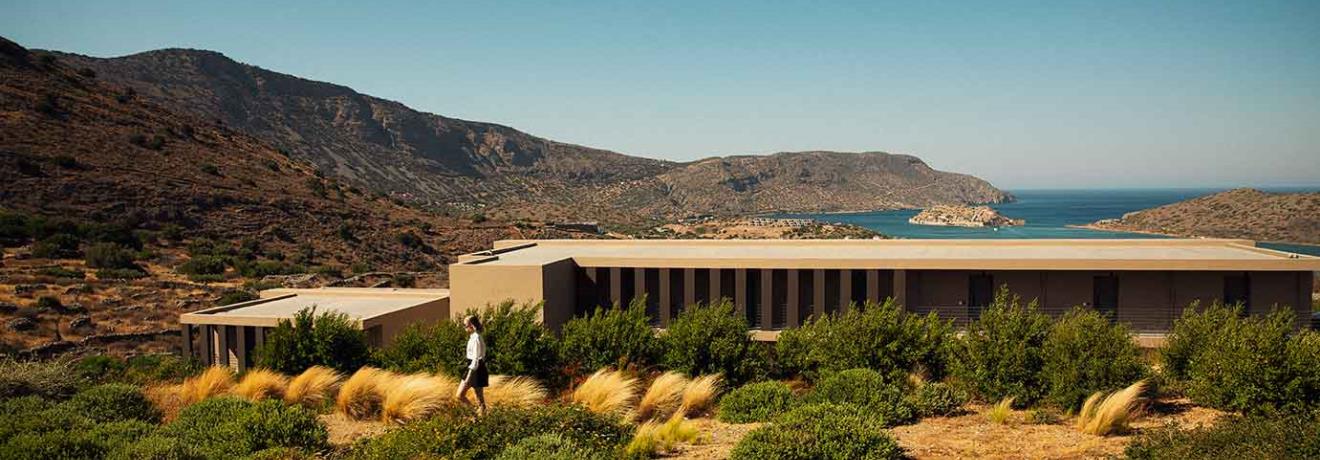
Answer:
[6,317,37,332]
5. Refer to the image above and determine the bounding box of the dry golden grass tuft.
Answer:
[986,397,1015,425]
[232,368,289,401]
[485,375,546,408]
[380,373,455,423]
[285,366,344,409]
[571,368,639,415]
[635,371,689,421]
[144,383,186,421]
[336,367,399,420]
[179,366,235,406]
[1076,380,1147,436]
[680,374,722,416]
[626,411,701,457]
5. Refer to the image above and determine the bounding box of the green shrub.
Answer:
[0,398,90,442]
[216,290,258,306]
[109,435,204,460]
[254,307,370,374]
[907,382,968,418]
[0,210,29,246]
[717,381,796,423]
[2,429,108,460]
[0,358,81,399]
[373,319,468,376]
[661,299,769,386]
[730,403,904,460]
[476,301,560,381]
[97,267,148,280]
[63,383,160,423]
[177,255,226,276]
[35,295,63,311]
[1041,308,1148,409]
[162,397,327,458]
[1125,412,1320,460]
[85,420,158,454]
[558,298,659,375]
[85,242,137,269]
[75,354,198,385]
[495,433,610,460]
[37,266,85,279]
[31,233,81,259]
[803,368,915,426]
[947,287,1051,406]
[348,404,628,460]
[1027,408,1060,425]
[776,299,952,381]
[1162,301,1237,382]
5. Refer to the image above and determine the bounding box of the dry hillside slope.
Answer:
[1084,188,1320,245]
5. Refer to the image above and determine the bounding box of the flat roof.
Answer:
[180,288,449,327]
[454,239,1320,271]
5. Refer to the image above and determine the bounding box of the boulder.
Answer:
[6,317,37,332]
[68,315,94,334]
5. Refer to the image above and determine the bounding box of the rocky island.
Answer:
[1080,188,1320,245]
[909,205,1025,228]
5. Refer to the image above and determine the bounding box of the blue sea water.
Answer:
[778,187,1320,256]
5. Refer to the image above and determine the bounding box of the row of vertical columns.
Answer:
[180,324,266,372]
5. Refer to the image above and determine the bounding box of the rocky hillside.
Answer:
[1084,188,1320,245]
[52,47,1011,222]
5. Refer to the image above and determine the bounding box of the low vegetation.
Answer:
[716,380,795,423]
[255,307,370,374]
[1075,380,1146,436]
[731,403,905,460]
[661,300,769,386]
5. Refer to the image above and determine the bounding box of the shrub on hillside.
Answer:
[63,383,160,423]
[495,433,611,460]
[0,358,81,399]
[85,242,138,269]
[96,267,148,280]
[1161,301,1238,383]
[804,368,915,426]
[254,307,370,374]
[1125,412,1320,460]
[177,255,227,277]
[730,403,905,460]
[1179,306,1317,412]
[947,287,1051,406]
[717,381,796,423]
[558,298,659,375]
[160,397,327,458]
[347,404,629,460]
[1041,308,1148,409]
[373,320,468,376]
[476,301,560,381]
[661,300,769,386]
[32,233,81,259]
[776,299,953,381]
[907,382,968,418]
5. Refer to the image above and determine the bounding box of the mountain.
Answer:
[51,47,1011,223]
[1083,188,1320,245]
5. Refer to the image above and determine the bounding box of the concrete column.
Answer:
[610,267,623,306]
[659,269,672,326]
[867,270,880,303]
[236,326,248,373]
[217,325,229,367]
[735,269,747,318]
[787,270,800,328]
[893,270,907,308]
[709,269,722,304]
[813,269,826,318]
[761,269,774,330]
[684,269,696,308]
[634,268,646,306]
[839,269,852,313]
[254,326,265,352]
[181,324,193,359]
[201,325,214,366]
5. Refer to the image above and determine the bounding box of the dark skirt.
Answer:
[464,360,489,388]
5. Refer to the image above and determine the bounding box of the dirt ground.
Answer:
[666,398,1224,460]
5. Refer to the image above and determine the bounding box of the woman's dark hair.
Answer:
[464,314,484,333]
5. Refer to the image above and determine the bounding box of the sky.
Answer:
[5,0,1319,189]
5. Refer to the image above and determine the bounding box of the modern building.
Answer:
[449,239,1319,339]
[179,288,449,371]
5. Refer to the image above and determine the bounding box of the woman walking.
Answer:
[455,315,488,416]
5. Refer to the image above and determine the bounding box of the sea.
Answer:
[777,187,1320,256]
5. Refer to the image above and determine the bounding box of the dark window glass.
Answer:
[969,273,994,317]
[1224,273,1250,309]
[1093,274,1119,318]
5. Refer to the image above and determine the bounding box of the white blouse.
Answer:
[466,332,486,369]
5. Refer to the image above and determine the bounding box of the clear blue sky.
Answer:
[6,0,1319,189]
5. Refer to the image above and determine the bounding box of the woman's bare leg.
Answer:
[455,380,471,407]
[473,386,487,416]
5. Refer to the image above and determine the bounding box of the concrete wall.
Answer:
[449,258,578,330]
[363,297,450,346]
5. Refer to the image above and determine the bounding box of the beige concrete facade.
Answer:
[450,239,1320,336]
[179,288,449,371]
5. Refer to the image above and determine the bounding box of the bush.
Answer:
[907,382,968,418]
[1162,301,1237,382]
[63,383,160,423]
[348,404,629,460]
[38,266,85,279]
[717,381,796,423]
[75,354,198,385]
[109,435,204,460]
[476,301,560,381]
[0,358,81,399]
[730,403,904,460]
[177,255,227,276]
[496,433,610,460]
[776,299,952,381]
[1041,308,1148,409]
[217,290,258,306]
[3,429,107,460]
[97,268,148,280]
[804,368,915,426]
[254,307,370,374]
[85,420,158,454]
[1125,412,1320,460]
[558,298,659,375]
[32,233,80,258]
[85,242,138,269]
[373,320,468,376]
[947,287,1051,406]
[0,398,90,442]
[162,397,327,458]
[661,299,769,386]
[35,295,63,311]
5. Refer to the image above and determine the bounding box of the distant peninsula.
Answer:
[1079,188,1320,245]
[909,205,1025,228]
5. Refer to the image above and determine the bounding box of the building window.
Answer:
[1093,274,1118,319]
[968,273,994,317]
[1224,273,1250,309]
